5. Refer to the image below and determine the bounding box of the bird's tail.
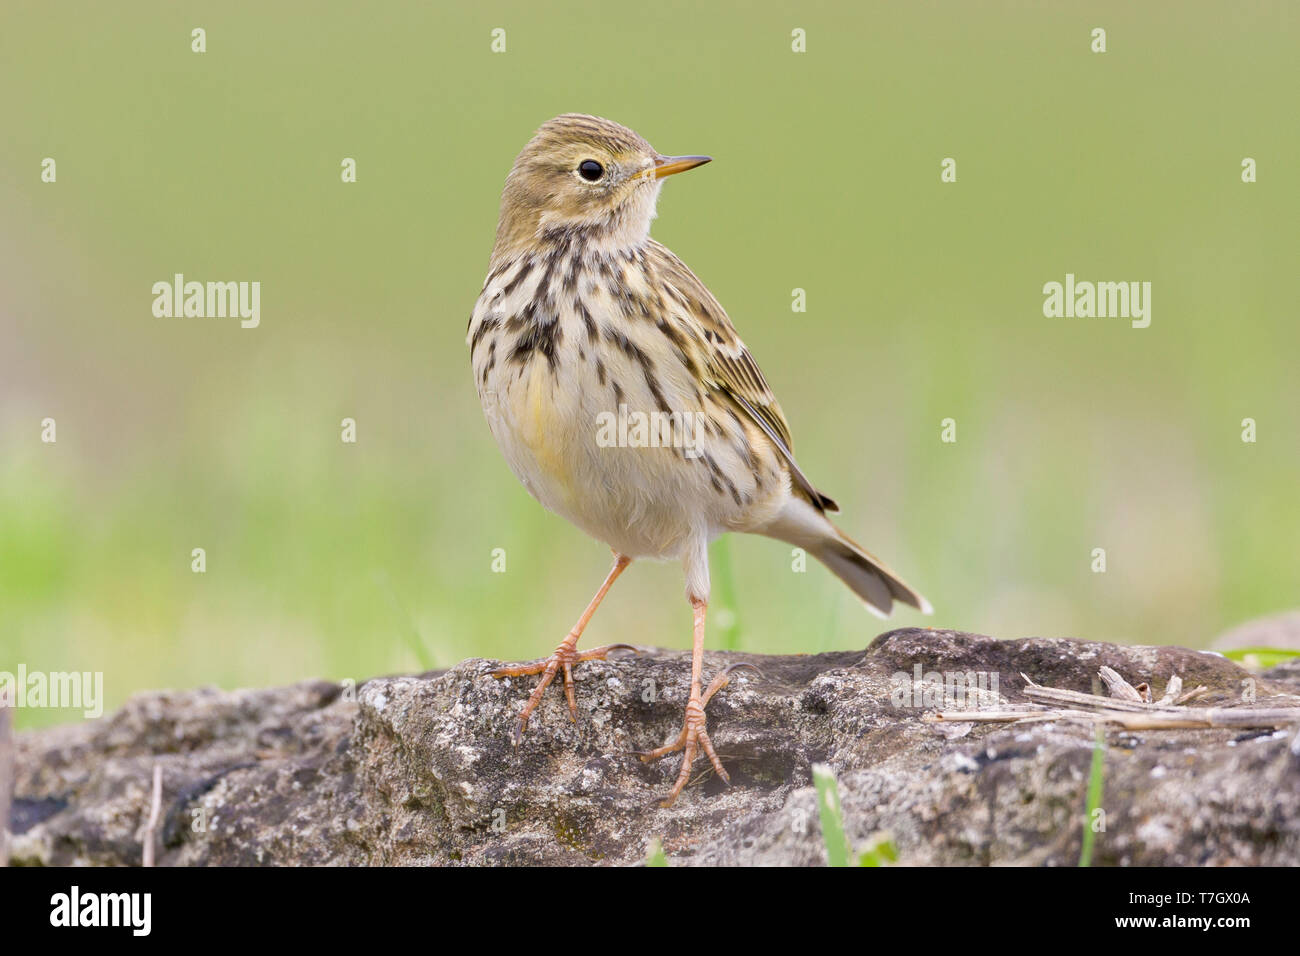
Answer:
[760,497,932,619]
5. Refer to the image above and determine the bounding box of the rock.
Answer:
[8,629,1300,866]
[1212,610,1300,652]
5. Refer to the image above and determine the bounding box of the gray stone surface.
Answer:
[9,628,1300,866]
[1213,611,1300,651]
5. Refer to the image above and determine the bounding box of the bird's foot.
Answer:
[638,663,759,807]
[492,638,638,744]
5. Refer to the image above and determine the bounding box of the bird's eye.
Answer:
[578,159,604,182]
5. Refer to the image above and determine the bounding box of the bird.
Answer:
[467,114,931,806]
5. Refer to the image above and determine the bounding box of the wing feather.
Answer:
[646,240,839,513]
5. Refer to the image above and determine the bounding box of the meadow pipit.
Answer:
[468,114,931,806]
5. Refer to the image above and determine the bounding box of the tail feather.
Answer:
[760,498,932,618]
[816,529,933,617]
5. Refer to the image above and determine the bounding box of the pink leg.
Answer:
[492,553,635,742]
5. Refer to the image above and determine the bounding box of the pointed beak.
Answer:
[652,155,712,179]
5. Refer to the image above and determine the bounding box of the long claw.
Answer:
[575,642,639,662]
[662,738,698,807]
[563,663,578,721]
[697,731,729,784]
[503,660,560,740]
[701,661,760,706]
[491,659,548,679]
[636,746,677,763]
[636,727,687,762]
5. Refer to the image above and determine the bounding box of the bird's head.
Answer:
[492,114,710,259]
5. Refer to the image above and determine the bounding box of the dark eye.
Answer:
[578,159,604,181]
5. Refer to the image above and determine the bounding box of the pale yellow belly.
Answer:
[482,351,786,560]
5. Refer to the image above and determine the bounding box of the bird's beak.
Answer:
[652,155,712,179]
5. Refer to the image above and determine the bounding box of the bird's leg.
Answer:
[492,552,635,743]
[638,598,753,807]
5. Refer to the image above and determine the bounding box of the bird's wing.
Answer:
[646,240,839,513]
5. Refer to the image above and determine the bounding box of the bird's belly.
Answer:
[481,352,784,560]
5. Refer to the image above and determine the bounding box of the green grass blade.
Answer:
[812,763,851,867]
[857,833,899,867]
[1078,726,1106,867]
[374,569,437,672]
[645,837,669,867]
[1220,646,1300,669]
[709,538,743,651]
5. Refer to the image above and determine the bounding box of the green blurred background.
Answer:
[2,2,1297,729]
